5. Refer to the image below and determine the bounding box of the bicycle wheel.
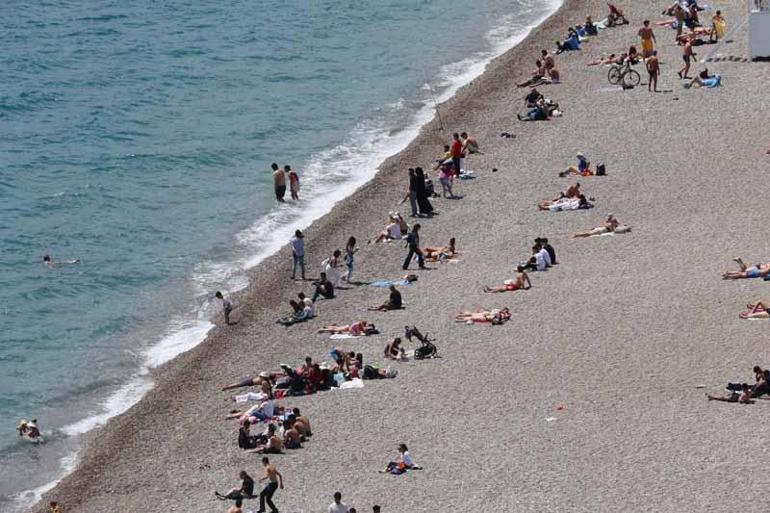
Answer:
[607,65,621,85]
[623,69,641,87]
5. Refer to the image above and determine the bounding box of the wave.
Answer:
[12,1,562,509]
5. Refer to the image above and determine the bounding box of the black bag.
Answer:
[596,163,606,176]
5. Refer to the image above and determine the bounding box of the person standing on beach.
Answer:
[646,50,660,92]
[406,168,418,217]
[286,165,300,200]
[638,20,656,58]
[343,236,357,283]
[414,168,434,216]
[290,230,305,280]
[215,291,233,325]
[272,163,286,202]
[257,457,283,513]
[450,133,463,176]
[402,224,425,270]
[328,491,350,513]
[678,39,694,79]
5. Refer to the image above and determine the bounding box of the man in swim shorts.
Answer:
[646,51,660,92]
[638,20,656,58]
[272,163,286,203]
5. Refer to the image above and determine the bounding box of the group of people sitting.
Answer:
[518,50,561,88]
[707,365,770,403]
[538,182,594,211]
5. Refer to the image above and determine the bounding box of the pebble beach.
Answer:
[30,0,770,511]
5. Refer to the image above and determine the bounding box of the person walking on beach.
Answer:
[290,230,305,280]
[343,236,357,283]
[402,224,425,270]
[257,457,283,513]
[286,165,300,200]
[678,38,694,79]
[272,163,286,202]
[450,133,463,176]
[638,20,656,58]
[215,291,233,325]
[646,50,660,92]
[328,491,350,513]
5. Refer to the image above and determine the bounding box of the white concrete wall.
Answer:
[749,9,770,59]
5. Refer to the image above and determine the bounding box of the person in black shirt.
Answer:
[368,285,403,311]
[216,470,255,500]
[312,272,335,301]
[402,224,425,270]
[237,420,258,450]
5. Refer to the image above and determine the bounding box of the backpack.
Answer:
[596,163,606,176]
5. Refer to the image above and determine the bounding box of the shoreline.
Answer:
[9,1,565,510]
[29,0,770,511]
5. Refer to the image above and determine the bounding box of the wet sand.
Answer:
[33,0,770,512]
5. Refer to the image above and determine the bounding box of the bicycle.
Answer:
[607,60,641,87]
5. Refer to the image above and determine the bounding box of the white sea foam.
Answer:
[16,3,562,509]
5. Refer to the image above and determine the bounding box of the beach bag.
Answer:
[596,163,606,176]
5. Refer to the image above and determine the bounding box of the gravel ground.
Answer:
[32,0,770,512]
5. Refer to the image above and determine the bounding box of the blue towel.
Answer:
[369,279,409,288]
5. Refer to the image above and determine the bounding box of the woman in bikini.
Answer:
[483,266,531,293]
[573,214,630,237]
[424,237,457,262]
[722,257,770,280]
[318,320,369,335]
[454,307,511,323]
[739,301,770,319]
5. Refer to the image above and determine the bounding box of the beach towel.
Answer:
[233,392,267,403]
[329,333,363,340]
[338,378,364,390]
[369,279,409,288]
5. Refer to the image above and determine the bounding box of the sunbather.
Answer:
[560,153,591,176]
[517,60,548,88]
[573,214,630,237]
[381,444,421,474]
[739,301,770,319]
[707,383,754,404]
[384,338,407,360]
[368,285,403,311]
[484,266,531,293]
[226,397,275,423]
[454,307,511,324]
[587,54,620,66]
[318,320,371,335]
[247,424,284,454]
[722,257,770,280]
[373,215,403,243]
[424,238,457,261]
[538,194,592,212]
[222,371,277,394]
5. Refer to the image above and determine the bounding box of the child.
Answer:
[286,165,300,200]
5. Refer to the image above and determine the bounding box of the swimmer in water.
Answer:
[43,254,80,267]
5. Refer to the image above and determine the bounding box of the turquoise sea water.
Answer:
[0,0,559,508]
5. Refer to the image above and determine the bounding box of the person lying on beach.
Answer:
[312,272,335,301]
[372,214,403,244]
[222,371,276,395]
[43,254,80,268]
[722,257,770,280]
[362,362,399,379]
[587,54,621,66]
[484,266,531,293]
[559,153,591,177]
[725,367,770,399]
[739,301,770,319]
[424,237,457,262]
[517,60,547,88]
[573,214,630,237]
[384,337,407,361]
[318,320,372,335]
[368,285,403,311]
[247,423,284,454]
[454,307,512,324]
[226,397,275,423]
[216,470,256,501]
[380,444,422,474]
[538,194,592,212]
[518,99,551,121]
[707,383,754,404]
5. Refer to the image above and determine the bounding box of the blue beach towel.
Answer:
[369,279,409,288]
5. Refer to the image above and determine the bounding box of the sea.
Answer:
[0,0,560,509]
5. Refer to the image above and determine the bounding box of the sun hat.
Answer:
[576,152,585,159]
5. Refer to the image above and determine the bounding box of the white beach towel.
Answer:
[338,378,364,390]
[329,333,363,340]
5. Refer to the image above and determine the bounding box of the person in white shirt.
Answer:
[537,246,552,268]
[373,215,402,243]
[290,230,305,280]
[328,491,350,513]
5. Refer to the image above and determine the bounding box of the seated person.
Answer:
[312,272,335,301]
[460,132,480,154]
[722,257,770,280]
[368,285,403,311]
[373,215,403,243]
[318,320,371,335]
[237,420,260,450]
[283,419,302,449]
[707,383,754,404]
[289,292,307,313]
[424,237,457,261]
[626,46,640,64]
[484,266,531,293]
[384,337,407,360]
[454,307,512,324]
[560,153,591,176]
[525,88,544,107]
[247,423,284,454]
[739,301,770,319]
[292,408,312,436]
[226,398,275,423]
[687,68,721,88]
[538,194,592,212]
[215,471,255,501]
[547,67,561,84]
[584,16,598,35]
[517,60,547,88]
[556,28,580,53]
[518,99,550,121]
[522,243,552,271]
[606,3,628,26]
[573,214,630,237]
